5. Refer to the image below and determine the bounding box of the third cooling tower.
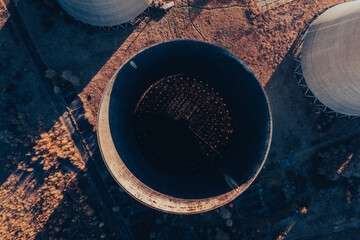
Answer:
[56,0,151,27]
[301,1,360,116]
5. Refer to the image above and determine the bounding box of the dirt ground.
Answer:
[2,0,360,239]
[76,0,350,124]
[0,2,118,239]
[15,0,356,157]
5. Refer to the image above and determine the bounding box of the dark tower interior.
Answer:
[108,40,271,199]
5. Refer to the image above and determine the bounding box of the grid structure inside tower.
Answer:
[133,74,234,175]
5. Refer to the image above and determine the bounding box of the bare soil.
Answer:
[0,3,117,239]
[2,0,360,239]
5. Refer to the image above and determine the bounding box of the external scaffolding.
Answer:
[291,5,358,120]
[67,7,151,31]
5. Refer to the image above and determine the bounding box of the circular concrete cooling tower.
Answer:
[301,1,360,116]
[56,0,150,27]
[98,40,272,214]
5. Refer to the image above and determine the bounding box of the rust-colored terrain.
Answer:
[79,0,349,127]
[1,0,360,239]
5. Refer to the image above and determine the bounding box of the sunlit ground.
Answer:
[0,119,85,239]
[0,0,10,29]
[0,0,358,239]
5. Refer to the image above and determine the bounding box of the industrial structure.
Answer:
[299,1,360,117]
[97,40,272,214]
[56,0,151,27]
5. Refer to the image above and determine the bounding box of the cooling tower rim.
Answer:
[97,39,273,214]
[292,2,343,58]
[294,58,360,119]
[69,10,150,30]
[300,1,360,116]
[57,0,151,27]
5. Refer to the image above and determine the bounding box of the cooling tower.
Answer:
[97,40,272,214]
[56,0,150,27]
[301,1,360,116]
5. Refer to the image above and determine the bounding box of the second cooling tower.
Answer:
[56,0,151,27]
[301,1,360,116]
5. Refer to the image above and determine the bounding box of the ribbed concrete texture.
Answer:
[56,0,151,26]
[301,1,360,116]
[97,40,272,214]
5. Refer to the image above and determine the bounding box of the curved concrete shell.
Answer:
[301,1,360,116]
[97,40,272,214]
[57,0,150,27]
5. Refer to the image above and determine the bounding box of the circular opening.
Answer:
[101,40,272,201]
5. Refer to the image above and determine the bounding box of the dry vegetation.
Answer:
[0,0,10,28]
[1,0,357,239]
[79,0,351,127]
[0,120,82,239]
[0,118,112,239]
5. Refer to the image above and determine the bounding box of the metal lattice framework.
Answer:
[60,8,152,31]
[292,4,359,120]
[73,8,151,31]
[57,0,152,30]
